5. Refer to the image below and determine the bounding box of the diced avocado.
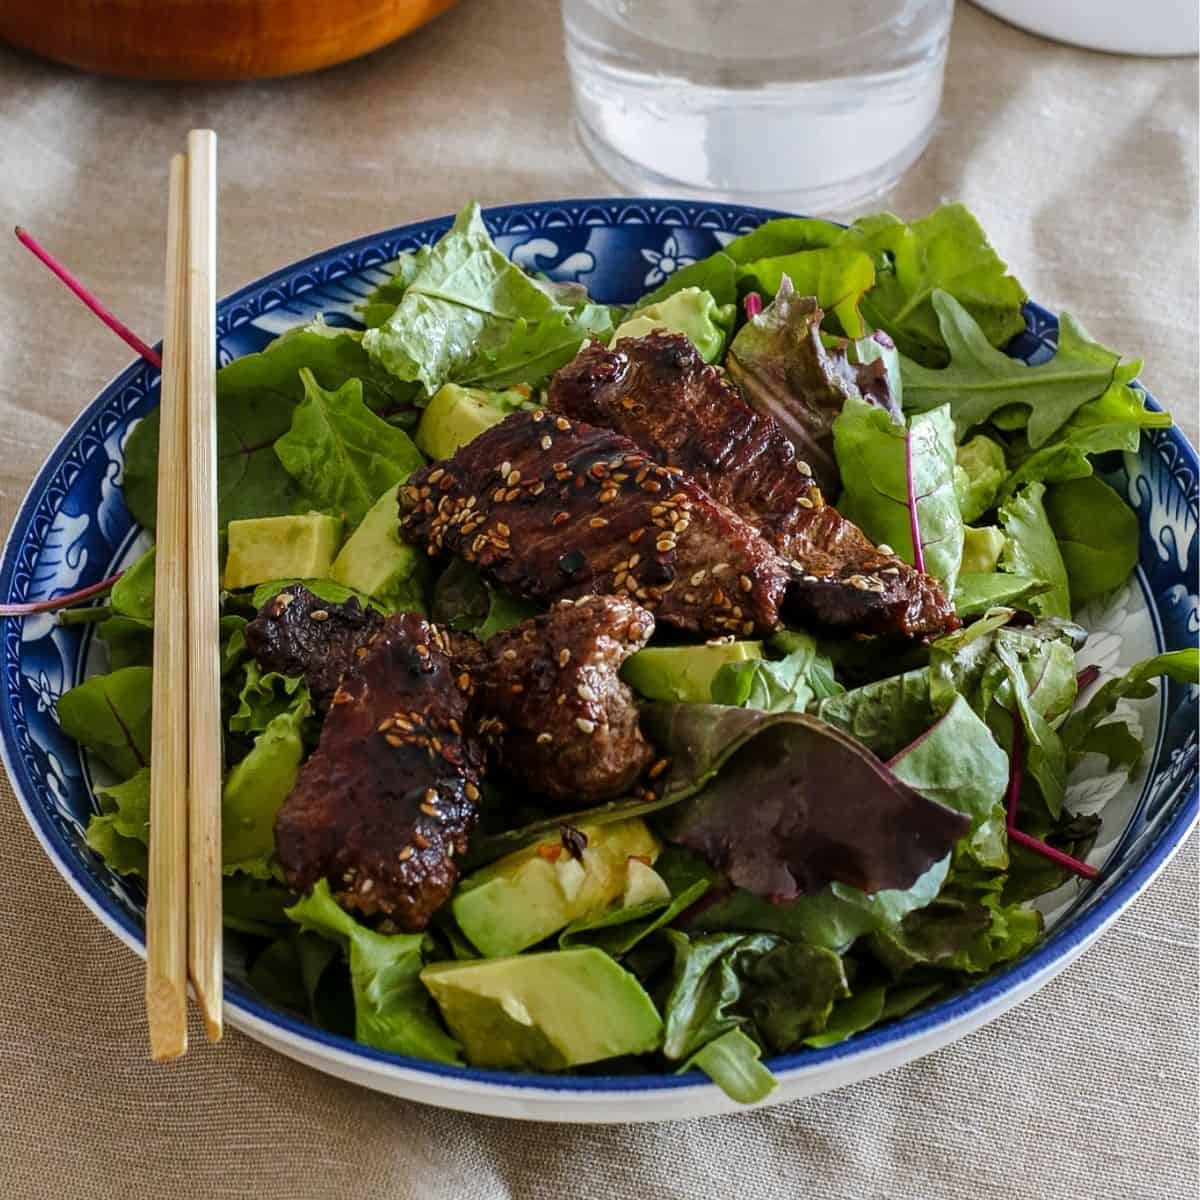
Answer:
[421,947,662,1070]
[331,483,429,612]
[623,859,671,908]
[224,513,342,591]
[621,641,763,703]
[415,383,532,460]
[962,525,1007,575]
[452,818,660,957]
[612,287,737,363]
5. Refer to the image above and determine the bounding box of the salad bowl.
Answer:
[1,199,1196,1122]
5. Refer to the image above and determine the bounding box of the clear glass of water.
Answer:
[562,0,954,216]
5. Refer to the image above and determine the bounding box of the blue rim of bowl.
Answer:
[2,198,1197,1095]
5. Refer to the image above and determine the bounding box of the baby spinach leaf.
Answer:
[833,397,964,592]
[801,984,888,1049]
[998,482,1071,619]
[901,291,1134,447]
[953,572,1048,618]
[287,879,462,1064]
[678,1028,777,1104]
[742,942,849,1051]
[57,666,152,779]
[1043,476,1139,606]
[274,370,426,528]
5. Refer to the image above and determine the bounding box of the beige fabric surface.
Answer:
[0,3,1197,1197]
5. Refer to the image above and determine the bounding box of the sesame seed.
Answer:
[628,553,641,568]
[575,718,596,734]
[428,467,444,483]
[377,718,394,733]
[590,516,609,528]
[420,802,439,818]
[648,758,670,780]
[673,519,689,534]
[881,566,901,576]
[643,480,662,493]
[577,684,597,702]
[496,521,511,536]
[557,694,567,706]
[309,609,330,622]
[712,588,726,606]
[503,648,518,661]
[656,537,675,553]
[742,622,756,636]
[558,648,571,667]
[398,846,414,862]
[599,489,617,503]
[877,544,895,557]
[712,563,729,575]
[423,788,437,804]
[361,878,375,894]
[541,435,553,450]
[552,461,568,472]
[798,496,814,509]
[796,459,814,477]
[628,528,644,543]
[415,644,430,658]
[739,575,753,593]
[553,511,570,526]
[507,470,522,486]
[556,417,571,430]
[493,488,507,503]
[510,683,524,694]
[499,460,512,476]
[537,732,552,745]
[385,733,404,748]
[810,488,826,506]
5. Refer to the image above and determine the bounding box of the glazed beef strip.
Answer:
[273,613,486,931]
[479,595,656,807]
[399,410,789,638]
[244,585,383,711]
[547,332,957,639]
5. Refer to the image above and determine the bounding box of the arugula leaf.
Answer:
[57,666,152,779]
[125,322,415,529]
[286,879,462,1063]
[362,203,611,395]
[85,768,151,875]
[710,630,842,714]
[998,482,1071,619]
[1043,476,1139,606]
[901,292,1135,448]
[833,398,964,592]
[679,1028,777,1104]
[844,205,1027,366]
[888,695,1009,869]
[1061,649,1199,772]
[274,370,426,528]
[222,708,309,876]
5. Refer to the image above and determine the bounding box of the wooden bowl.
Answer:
[0,0,460,81]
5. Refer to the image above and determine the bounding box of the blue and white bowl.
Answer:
[2,200,1196,1121]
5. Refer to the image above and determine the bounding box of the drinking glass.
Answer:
[562,0,954,216]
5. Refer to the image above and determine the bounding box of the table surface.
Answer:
[0,4,1196,1197]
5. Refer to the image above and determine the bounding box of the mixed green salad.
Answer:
[54,203,1196,1103]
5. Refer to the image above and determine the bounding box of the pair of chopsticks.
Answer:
[144,130,223,1060]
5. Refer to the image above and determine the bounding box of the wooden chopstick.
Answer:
[145,153,191,1062]
[185,128,223,1043]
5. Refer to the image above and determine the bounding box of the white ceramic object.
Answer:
[972,0,1199,56]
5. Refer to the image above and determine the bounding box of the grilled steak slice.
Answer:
[245,585,383,711]
[399,410,789,638]
[548,333,957,639]
[480,596,655,807]
[274,613,485,931]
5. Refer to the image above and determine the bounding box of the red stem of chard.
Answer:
[744,291,763,319]
[1076,665,1101,693]
[0,572,123,618]
[14,227,162,370]
[1004,718,1098,882]
[904,427,925,574]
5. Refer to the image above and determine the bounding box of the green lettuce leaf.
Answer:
[833,398,964,593]
[274,370,426,528]
[1043,476,1139,607]
[249,576,389,613]
[222,875,296,938]
[360,247,433,328]
[430,559,539,639]
[94,546,157,668]
[998,482,1071,619]
[362,203,612,395]
[222,707,309,876]
[955,434,1007,522]
[735,246,875,337]
[636,251,739,309]
[85,768,151,875]
[953,572,1049,618]
[844,205,1027,366]
[124,321,415,529]
[721,217,844,264]
[229,659,310,735]
[901,291,1135,448]
[57,665,152,779]
[710,630,843,714]
[286,879,461,1063]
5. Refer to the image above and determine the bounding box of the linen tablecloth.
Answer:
[0,3,1196,1196]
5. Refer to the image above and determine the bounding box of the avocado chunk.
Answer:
[961,525,1007,575]
[452,818,660,957]
[621,641,763,703]
[224,513,342,591]
[331,483,429,612]
[613,287,737,363]
[415,383,532,461]
[421,947,662,1070]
